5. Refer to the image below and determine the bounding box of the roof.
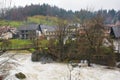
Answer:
[40,25,56,32]
[111,26,120,38]
[18,24,56,32]
[18,24,39,30]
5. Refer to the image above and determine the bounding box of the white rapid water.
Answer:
[0,52,120,80]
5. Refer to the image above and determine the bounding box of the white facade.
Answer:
[0,32,13,39]
[113,39,120,53]
[36,30,42,37]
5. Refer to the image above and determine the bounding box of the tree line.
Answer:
[0,4,120,24]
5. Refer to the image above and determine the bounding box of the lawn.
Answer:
[0,39,49,52]
[0,39,32,50]
[10,39,32,45]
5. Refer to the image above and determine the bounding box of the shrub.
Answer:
[31,50,41,62]
[117,63,120,68]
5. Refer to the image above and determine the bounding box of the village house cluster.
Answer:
[0,21,120,52]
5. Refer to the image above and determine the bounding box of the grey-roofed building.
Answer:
[18,24,56,40]
[110,26,120,39]
[41,25,56,39]
[18,24,42,39]
[110,26,120,53]
[18,23,78,40]
[40,25,56,34]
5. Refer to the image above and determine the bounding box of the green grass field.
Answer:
[0,20,23,27]
[10,39,32,45]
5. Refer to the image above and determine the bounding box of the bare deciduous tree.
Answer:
[48,19,69,61]
[77,15,115,66]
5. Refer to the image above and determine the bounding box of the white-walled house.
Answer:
[18,24,42,39]
[110,25,120,53]
[0,26,16,39]
[0,32,13,39]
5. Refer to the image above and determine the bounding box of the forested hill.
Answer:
[1,4,120,24]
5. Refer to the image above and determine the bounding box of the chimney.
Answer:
[38,24,42,33]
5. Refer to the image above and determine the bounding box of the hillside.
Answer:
[0,4,120,24]
[0,15,62,27]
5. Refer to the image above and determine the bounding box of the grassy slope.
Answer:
[0,15,59,27]
[27,15,58,26]
[0,20,23,27]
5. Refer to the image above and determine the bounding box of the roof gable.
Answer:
[111,26,120,38]
[40,25,56,32]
